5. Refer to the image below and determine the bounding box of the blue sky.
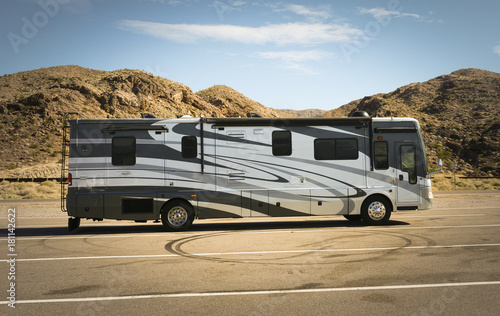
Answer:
[2,0,500,110]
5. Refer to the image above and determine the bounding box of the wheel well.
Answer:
[161,198,193,216]
[363,194,393,212]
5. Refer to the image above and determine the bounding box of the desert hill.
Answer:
[0,65,287,178]
[279,108,325,118]
[196,85,290,118]
[322,68,500,176]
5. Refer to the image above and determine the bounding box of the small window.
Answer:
[401,145,417,184]
[182,136,197,159]
[112,137,136,166]
[314,138,358,160]
[272,131,292,156]
[374,141,389,169]
[336,139,358,160]
[314,139,335,160]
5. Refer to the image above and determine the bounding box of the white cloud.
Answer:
[275,4,332,21]
[211,0,247,21]
[256,50,334,75]
[117,20,362,45]
[142,0,183,5]
[494,44,500,56]
[229,0,246,6]
[359,7,421,20]
[257,50,333,62]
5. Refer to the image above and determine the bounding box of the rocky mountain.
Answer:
[279,109,325,118]
[196,85,289,118]
[322,68,500,176]
[0,65,286,178]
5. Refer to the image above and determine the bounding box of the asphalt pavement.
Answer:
[1,191,499,315]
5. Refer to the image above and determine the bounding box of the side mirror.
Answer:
[430,159,443,175]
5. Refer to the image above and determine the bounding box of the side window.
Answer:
[401,145,417,184]
[314,139,335,160]
[314,138,358,160]
[112,137,136,166]
[374,141,389,169]
[272,131,292,156]
[182,136,197,159]
[336,139,358,160]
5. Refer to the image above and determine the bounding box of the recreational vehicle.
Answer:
[61,115,440,232]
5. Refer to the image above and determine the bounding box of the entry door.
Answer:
[396,143,421,204]
[104,129,166,219]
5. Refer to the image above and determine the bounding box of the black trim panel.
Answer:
[397,206,418,210]
[102,125,168,132]
[374,127,417,133]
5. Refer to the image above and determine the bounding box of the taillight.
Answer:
[68,173,72,186]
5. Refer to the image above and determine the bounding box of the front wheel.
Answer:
[361,196,392,225]
[161,201,194,231]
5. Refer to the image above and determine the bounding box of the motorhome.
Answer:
[61,114,439,231]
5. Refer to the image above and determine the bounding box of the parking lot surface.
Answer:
[1,191,499,315]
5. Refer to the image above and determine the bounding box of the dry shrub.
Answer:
[0,180,60,199]
[431,173,499,191]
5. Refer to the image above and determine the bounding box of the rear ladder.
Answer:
[60,113,80,212]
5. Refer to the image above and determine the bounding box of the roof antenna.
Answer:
[247,112,262,118]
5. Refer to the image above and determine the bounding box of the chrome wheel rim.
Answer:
[367,201,386,221]
[167,206,188,226]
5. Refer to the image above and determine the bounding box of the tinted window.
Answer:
[401,145,417,184]
[182,136,197,159]
[336,139,358,160]
[314,138,358,160]
[314,139,335,160]
[272,131,292,156]
[112,137,136,166]
[374,141,389,169]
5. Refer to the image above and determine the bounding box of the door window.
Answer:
[400,145,417,184]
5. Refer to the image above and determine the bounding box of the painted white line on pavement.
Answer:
[1,281,500,305]
[2,243,500,263]
[393,214,485,218]
[1,224,500,242]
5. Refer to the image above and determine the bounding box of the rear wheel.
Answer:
[361,196,392,225]
[68,217,80,232]
[161,201,194,231]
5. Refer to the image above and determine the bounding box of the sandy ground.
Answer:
[430,190,500,209]
[0,191,498,219]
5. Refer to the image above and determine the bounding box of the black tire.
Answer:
[343,215,362,221]
[68,217,81,232]
[361,196,392,225]
[161,201,194,231]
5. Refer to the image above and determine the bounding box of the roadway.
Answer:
[1,191,499,315]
